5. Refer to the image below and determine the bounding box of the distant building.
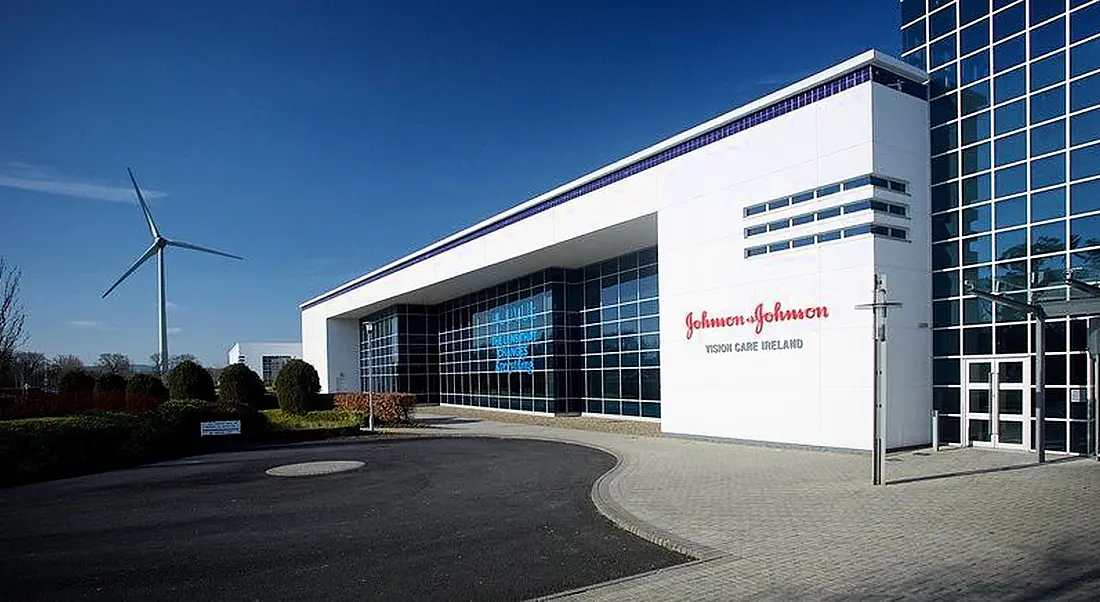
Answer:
[226,342,302,385]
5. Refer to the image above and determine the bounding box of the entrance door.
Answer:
[963,358,1030,451]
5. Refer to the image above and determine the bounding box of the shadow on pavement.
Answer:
[887,454,1082,486]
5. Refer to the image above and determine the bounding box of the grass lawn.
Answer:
[261,409,361,431]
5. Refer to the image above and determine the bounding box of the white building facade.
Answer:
[300,51,932,451]
[226,342,303,385]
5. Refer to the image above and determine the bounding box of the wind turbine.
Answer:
[102,168,242,375]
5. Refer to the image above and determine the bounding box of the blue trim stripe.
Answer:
[303,65,926,309]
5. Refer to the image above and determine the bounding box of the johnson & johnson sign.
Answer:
[684,301,829,340]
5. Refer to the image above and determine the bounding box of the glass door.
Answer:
[963,358,1030,451]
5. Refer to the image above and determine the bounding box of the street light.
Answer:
[856,274,902,486]
[364,322,375,432]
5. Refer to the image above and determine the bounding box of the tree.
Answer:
[274,359,320,414]
[11,351,48,389]
[53,354,85,373]
[151,352,196,375]
[97,353,133,376]
[218,363,265,408]
[58,367,95,409]
[0,258,28,387]
[166,359,216,401]
[126,373,169,407]
[94,372,127,406]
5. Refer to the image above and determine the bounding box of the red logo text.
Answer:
[684,302,829,340]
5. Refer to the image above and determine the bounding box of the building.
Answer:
[900,0,1100,454]
[226,342,302,386]
[300,50,933,451]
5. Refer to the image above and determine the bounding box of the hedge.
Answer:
[217,364,266,408]
[126,373,169,410]
[334,392,417,425]
[0,400,269,486]
[94,373,127,408]
[167,360,216,402]
[274,359,320,414]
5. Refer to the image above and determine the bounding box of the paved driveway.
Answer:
[0,438,686,601]
[414,411,1100,601]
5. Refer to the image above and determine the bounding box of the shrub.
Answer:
[217,363,266,408]
[94,372,128,408]
[167,359,215,402]
[0,412,156,485]
[58,368,95,411]
[126,373,169,411]
[152,399,267,451]
[274,359,320,415]
[334,392,417,425]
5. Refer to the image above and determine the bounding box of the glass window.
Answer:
[960,50,990,85]
[1031,52,1066,91]
[963,235,992,265]
[994,99,1026,134]
[963,29,991,61]
[1072,108,1100,147]
[933,241,960,269]
[964,297,993,324]
[932,123,959,154]
[900,0,926,25]
[960,0,989,26]
[994,164,1026,197]
[930,5,957,39]
[1072,178,1100,214]
[902,19,927,54]
[1032,85,1067,123]
[962,203,992,234]
[993,67,1025,103]
[993,34,1026,72]
[962,143,991,175]
[1033,221,1067,253]
[1033,153,1067,189]
[1072,72,1100,112]
[964,172,993,204]
[1031,17,1066,59]
[1032,0,1065,25]
[934,271,960,298]
[1032,187,1067,221]
[933,182,960,212]
[933,211,959,240]
[1073,37,1100,78]
[1072,144,1100,181]
[1071,1,1100,43]
[996,195,1027,227]
[930,63,958,97]
[1072,214,1100,248]
[993,2,1025,42]
[931,34,958,68]
[1032,119,1066,156]
[961,81,991,115]
[931,94,959,127]
[961,111,991,144]
[933,153,959,183]
[903,48,927,70]
[934,300,961,327]
[995,131,1026,166]
[996,227,1028,260]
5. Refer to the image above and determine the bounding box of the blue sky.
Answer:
[0,0,902,367]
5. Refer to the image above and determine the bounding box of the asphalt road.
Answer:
[0,437,687,601]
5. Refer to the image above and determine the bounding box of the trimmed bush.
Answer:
[217,363,266,408]
[274,359,320,415]
[152,399,267,452]
[0,412,156,485]
[126,373,169,411]
[94,373,127,408]
[167,359,215,402]
[334,392,417,425]
[58,368,95,411]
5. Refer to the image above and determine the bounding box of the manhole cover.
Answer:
[266,460,364,477]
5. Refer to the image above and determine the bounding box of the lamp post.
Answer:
[366,322,375,432]
[856,274,902,486]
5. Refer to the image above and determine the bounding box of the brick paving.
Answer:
[406,408,1100,601]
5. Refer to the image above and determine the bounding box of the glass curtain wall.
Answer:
[903,0,1100,452]
[359,305,440,404]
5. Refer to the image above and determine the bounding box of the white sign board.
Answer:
[200,420,242,436]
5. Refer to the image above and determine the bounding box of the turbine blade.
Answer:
[166,239,243,261]
[127,167,160,239]
[102,242,159,298]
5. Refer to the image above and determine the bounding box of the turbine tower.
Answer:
[102,168,242,375]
